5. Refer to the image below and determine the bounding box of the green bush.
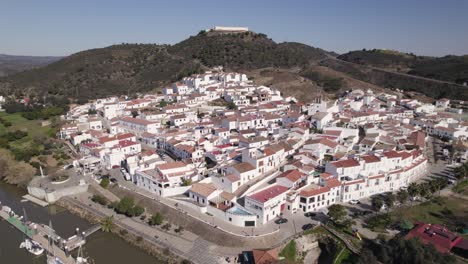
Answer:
[91,194,108,206]
[149,213,164,226]
[100,178,110,188]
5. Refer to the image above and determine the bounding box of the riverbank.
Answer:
[56,198,184,264]
[0,181,162,264]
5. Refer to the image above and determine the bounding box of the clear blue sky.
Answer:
[1,0,467,57]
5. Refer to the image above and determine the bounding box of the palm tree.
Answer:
[100,216,114,232]
[397,189,409,205]
[407,183,420,204]
[454,164,468,180]
[419,183,432,199]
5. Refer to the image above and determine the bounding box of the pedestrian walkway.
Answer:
[64,195,242,264]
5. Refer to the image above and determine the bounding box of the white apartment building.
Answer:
[245,184,289,224]
[134,162,197,197]
[119,117,160,136]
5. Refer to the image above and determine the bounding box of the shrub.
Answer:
[162,223,172,231]
[91,194,108,206]
[149,213,164,226]
[100,178,110,188]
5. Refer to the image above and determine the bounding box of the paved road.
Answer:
[64,195,223,264]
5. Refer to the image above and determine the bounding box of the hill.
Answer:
[0,30,467,102]
[338,49,468,84]
[320,57,468,100]
[0,54,61,77]
[0,32,331,101]
[0,44,202,100]
[169,31,328,69]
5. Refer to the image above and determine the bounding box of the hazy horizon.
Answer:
[1,0,467,57]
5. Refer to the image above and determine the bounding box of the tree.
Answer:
[396,189,409,204]
[162,223,172,231]
[132,205,145,217]
[100,216,114,232]
[419,183,432,199]
[227,102,237,110]
[115,196,135,215]
[408,182,420,203]
[100,178,110,188]
[383,192,396,210]
[159,101,168,108]
[371,195,384,211]
[149,213,164,226]
[327,204,347,223]
[91,195,108,206]
[356,248,379,264]
[181,178,192,186]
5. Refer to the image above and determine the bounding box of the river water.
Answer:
[0,182,158,264]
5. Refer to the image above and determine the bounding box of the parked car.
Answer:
[275,218,288,224]
[304,212,317,218]
[63,164,74,170]
[302,223,315,231]
[349,199,360,205]
[110,178,118,183]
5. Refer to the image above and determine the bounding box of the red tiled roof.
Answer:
[299,185,330,197]
[121,116,157,125]
[278,169,304,183]
[330,158,360,168]
[157,161,187,170]
[252,248,279,264]
[249,185,289,203]
[361,155,380,163]
[405,223,466,253]
[325,178,342,188]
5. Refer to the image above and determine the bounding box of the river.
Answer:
[0,182,158,264]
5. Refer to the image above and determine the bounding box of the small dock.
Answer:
[22,194,49,207]
[0,204,97,264]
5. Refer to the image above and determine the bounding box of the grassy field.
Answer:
[279,240,297,263]
[452,180,468,195]
[391,196,468,233]
[0,112,53,137]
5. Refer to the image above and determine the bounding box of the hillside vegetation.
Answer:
[321,57,468,100]
[0,31,467,102]
[0,54,61,77]
[169,31,328,69]
[339,49,468,85]
[0,44,202,100]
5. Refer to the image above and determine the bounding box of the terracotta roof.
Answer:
[405,223,467,253]
[278,169,304,183]
[330,158,360,168]
[325,178,342,188]
[361,155,380,163]
[121,117,157,125]
[232,162,256,173]
[189,183,217,197]
[252,248,280,264]
[299,185,330,197]
[249,185,289,203]
[157,161,187,171]
[225,174,240,182]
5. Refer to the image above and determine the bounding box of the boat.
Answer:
[20,238,45,256]
[76,245,88,263]
[47,255,65,264]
